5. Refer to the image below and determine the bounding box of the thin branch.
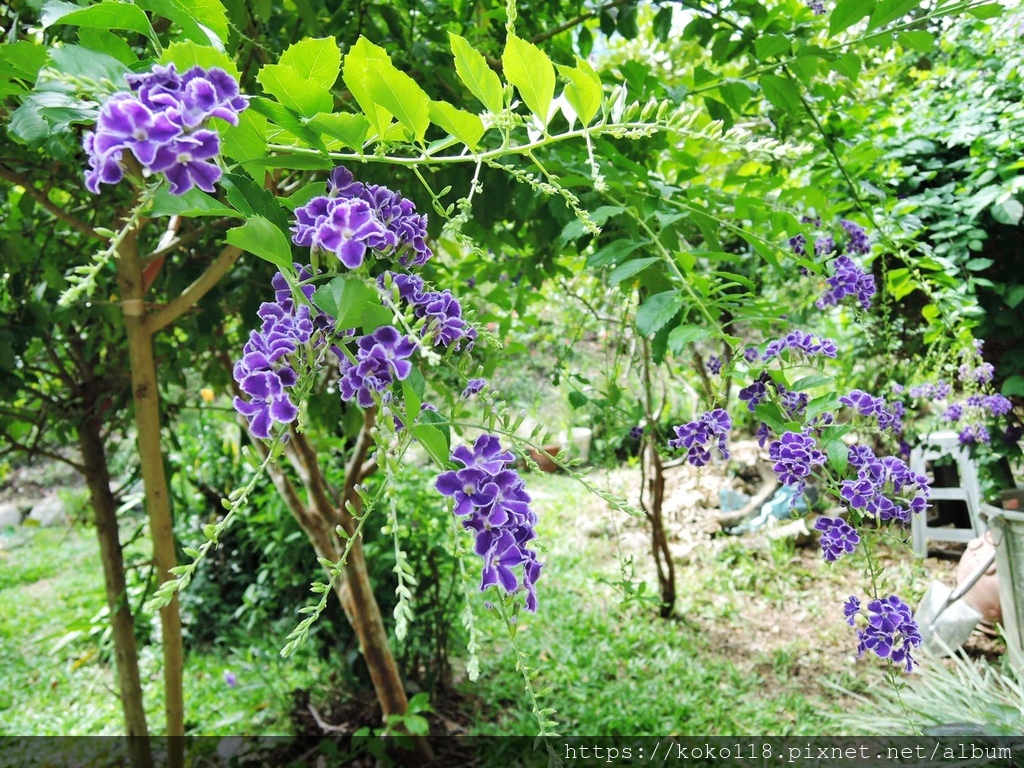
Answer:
[530,0,633,45]
[0,166,101,240]
[0,427,87,473]
[342,407,378,528]
[146,245,243,333]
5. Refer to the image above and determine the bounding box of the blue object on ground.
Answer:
[730,485,811,534]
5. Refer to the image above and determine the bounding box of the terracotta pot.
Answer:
[958,532,1002,624]
[528,444,563,473]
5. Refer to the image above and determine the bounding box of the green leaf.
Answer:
[307,112,370,149]
[791,374,833,391]
[221,173,289,233]
[1002,375,1024,397]
[825,440,849,475]
[449,32,503,113]
[148,187,241,219]
[568,391,588,409]
[225,215,293,269]
[608,257,660,285]
[136,0,229,46]
[503,35,556,126]
[667,325,711,355]
[361,302,394,332]
[160,39,238,77]
[0,42,50,82]
[755,34,791,61]
[868,0,922,30]
[587,238,647,268]
[896,30,934,52]
[221,109,267,164]
[411,424,450,467]
[258,65,332,118]
[1005,285,1024,309]
[280,37,340,90]
[41,1,158,45]
[967,3,1003,19]
[312,276,377,329]
[653,6,673,42]
[77,28,137,66]
[829,0,873,36]
[51,44,131,87]
[342,37,395,138]
[964,258,994,272]
[992,199,1023,226]
[402,368,423,418]
[759,74,803,114]
[557,57,602,125]
[428,100,484,149]
[343,37,428,142]
[249,97,327,152]
[636,291,683,336]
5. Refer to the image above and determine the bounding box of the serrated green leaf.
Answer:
[160,40,238,78]
[829,0,873,36]
[636,291,683,336]
[222,109,267,163]
[896,30,933,52]
[41,1,158,45]
[221,173,288,233]
[248,97,328,152]
[342,37,395,139]
[449,32,503,113]
[280,37,340,90]
[667,324,711,355]
[759,74,803,114]
[503,35,556,126]
[428,100,484,149]
[557,57,602,125]
[148,187,241,219]
[344,37,428,142]
[587,238,648,268]
[868,0,923,30]
[307,112,369,150]
[258,62,333,117]
[136,0,228,47]
[0,42,50,82]
[225,215,293,269]
[608,257,660,285]
[312,276,377,329]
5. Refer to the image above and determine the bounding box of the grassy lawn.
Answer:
[0,468,918,737]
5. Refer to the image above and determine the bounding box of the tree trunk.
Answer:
[78,407,154,768]
[115,226,185,751]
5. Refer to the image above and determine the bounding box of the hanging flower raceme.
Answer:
[378,272,477,352]
[767,430,825,500]
[435,435,542,611]
[844,595,922,672]
[762,331,838,361]
[814,517,860,562]
[816,255,876,311]
[668,409,731,467]
[292,167,432,269]
[336,326,417,408]
[83,64,247,195]
[840,445,929,524]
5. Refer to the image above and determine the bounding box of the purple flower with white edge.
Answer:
[739,371,773,411]
[435,435,542,611]
[706,355,723,375]
[816,255,875,310]
[814,235,837,256]
[148,130,223,194]
[669,409,731,467]
[854,595,922,672]
[789,234,806,255]
[843,596,861,626]
[814,517,860,562]
[763,331,838,361]
[462,378,486,399]
[958,423,991,445]
[313,199,388,269]
[840,389,883,416]
[743,347,760,363]
[942,402,964,423]
[839,446,929,524]
[768,431,825,500]
[337,326,416,408]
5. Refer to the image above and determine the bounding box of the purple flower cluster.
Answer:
[337,326,416,408]
[232,290,313,439]
[908,380,952,400]
[379,272,477,351]
[985,394,1013,416]
[84,64,247,195]
[840,220,871,254]
[814,235,836,256]
[292,167,432,269]
[839,389,904,434]
[743,347,760,363]
[845,595,922,672]
[958,362,995,384]
[814,516,860,562]
[767,431,825,499]
[435,435,542,611]
[840,445,929,524]
[763,331,838,361]
[808,0,826,14]
[958,423,991,445]
[788,234,806,255]
[629,425,645,440]
[706,355,723,375]
[816,255,876,310]
[668,409,731,467]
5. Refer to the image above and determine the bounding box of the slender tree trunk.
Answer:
[115,226,185,751]
[79,408,154,768]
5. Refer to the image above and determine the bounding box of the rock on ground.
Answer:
[28,496,67,527]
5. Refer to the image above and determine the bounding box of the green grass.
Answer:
[462,473,844,736]
[0,524,329,735]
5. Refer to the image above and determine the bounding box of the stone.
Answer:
[0,503,22,527]
[28,495,67,527]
